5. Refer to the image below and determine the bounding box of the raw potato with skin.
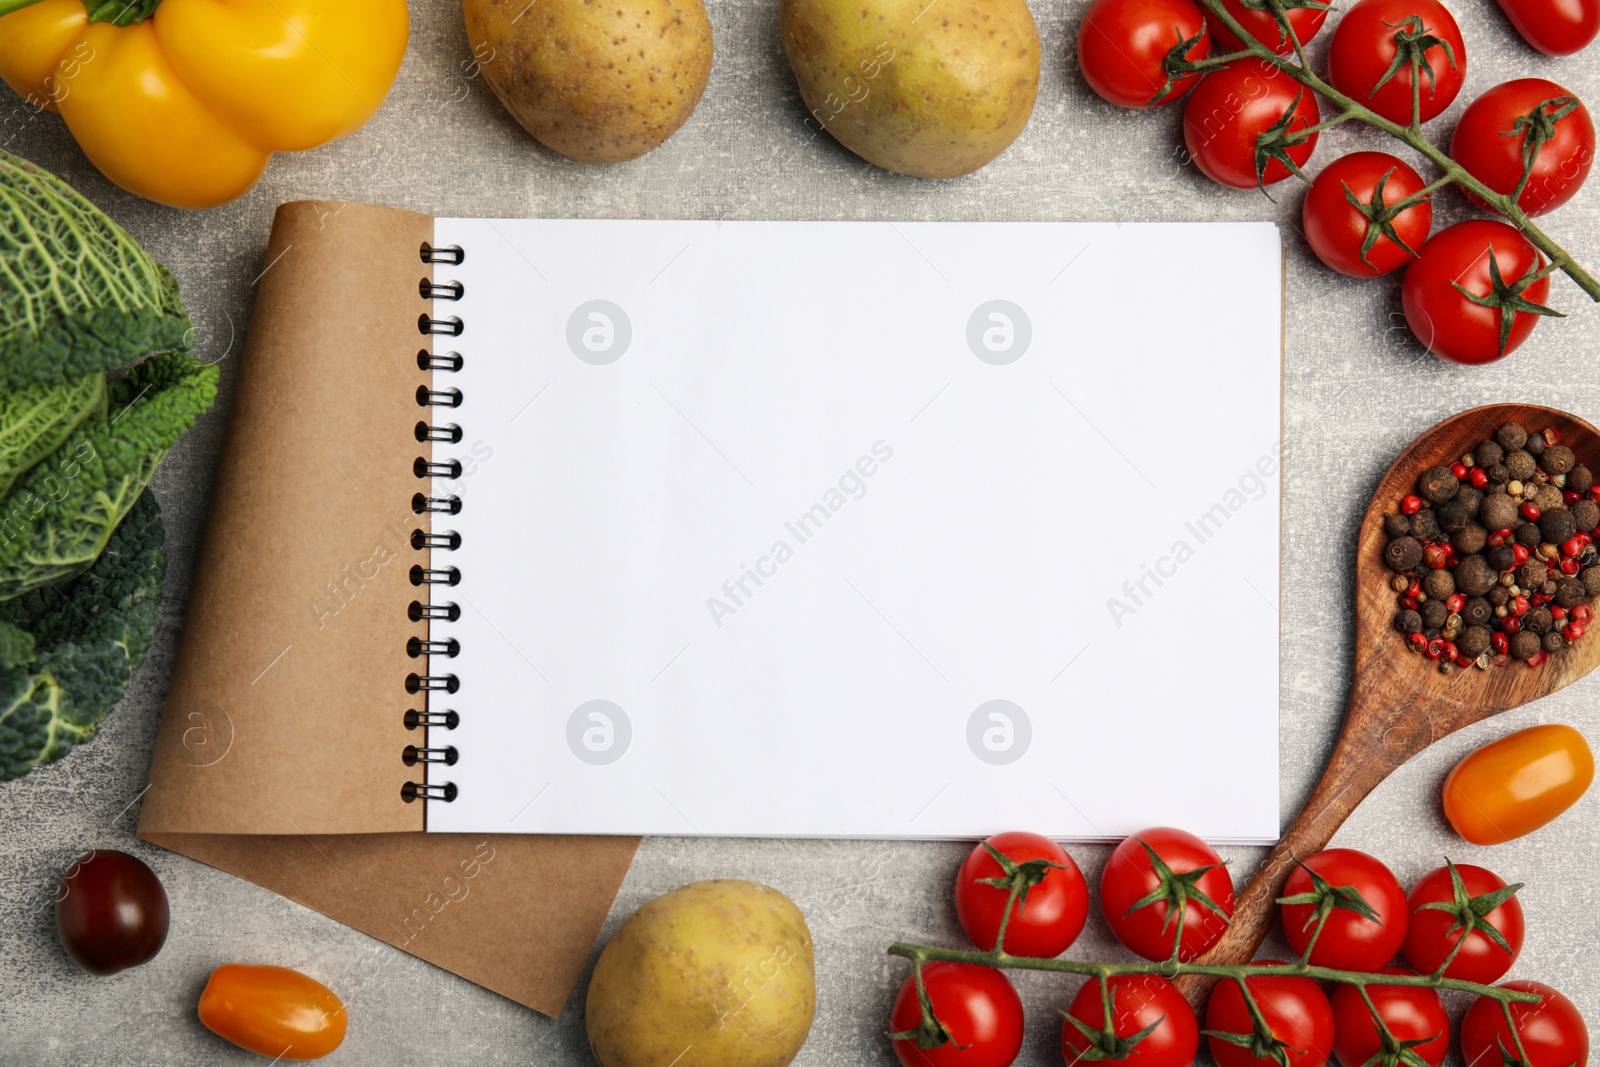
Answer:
[462,0,713,163]
[586,880,815,1067]
[780,0,1040,178]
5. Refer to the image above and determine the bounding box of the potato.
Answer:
[585,880,815,1067]
[780,0,1040,178]
[462,0,713,163]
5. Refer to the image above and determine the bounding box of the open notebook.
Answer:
[140,202,1281,1008]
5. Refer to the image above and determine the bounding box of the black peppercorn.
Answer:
[1555,578,1587,609]
[1544,631,1566,654]
[1409,509,1441,542]
[1418,465,1460,503]
[1480,493,1519,532]
[1452,522,1488,555]
[1489,585,1511,607]
[1486,544,1517,573]
[1583,566,1600,598]
[1435,498,1470,533]
[1569,464,1594,495]
[1487,463,1512,485]
[1539,509,1577,547]
[1525,606,1553,635]
[1474,441,1504,468]
[1463,597,1492,626]
[1422,599,1449,631]
[1510,630,1541,660]
[1525,433,1546,457]
[1395,609,1423,634]
[1458,626,1492,660]
[1505,450,1537,481]
[1571,499,1600,533]
[1454,555,1498,597]
[1497,423,1528,451]
[1518,560,1549,590]
[1515,522,1543,547]
[1423,568,1456,600]
[1542,444,1576,474]
[1456,486,1484,518]
[1385,536,1423,572]
[1383,513,1411,538]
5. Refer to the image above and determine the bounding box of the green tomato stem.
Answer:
[1191,0,1600,302]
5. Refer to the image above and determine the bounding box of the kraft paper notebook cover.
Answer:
[141,200,1283,1005]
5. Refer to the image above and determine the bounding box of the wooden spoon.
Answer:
[1178,403,1600,1005]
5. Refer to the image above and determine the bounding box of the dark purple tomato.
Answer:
[55,850,170,975]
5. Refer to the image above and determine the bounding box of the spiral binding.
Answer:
[405,242,466,806]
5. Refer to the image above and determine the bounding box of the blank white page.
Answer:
[425,218,1282,842]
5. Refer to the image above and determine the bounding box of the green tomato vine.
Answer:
[1165,0,1600,311]
[888,845,1545,1067]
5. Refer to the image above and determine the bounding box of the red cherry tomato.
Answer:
[1206,0,1328,53]
[54,850,170,976]
[1461,981,1590,1067]
[1063,974,1199,1067]
[954,832,1089,958]
[1205,963,1336,1067]
[1078,0,1211,108]
[1302,151,1432,276]
[889,963,1024,1067]
[1452,79,1595,217]
[1328,0,1466,126]
[1495,0,1600,54]
[1402,862,1524,984]
[1100,827,1234,962]
[1401,220,1553,365]
[1279,849,1407,971]
[1331,968,1450,1067]
[1183,60,1319,189]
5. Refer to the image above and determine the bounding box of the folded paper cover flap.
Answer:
[141,200,435,836]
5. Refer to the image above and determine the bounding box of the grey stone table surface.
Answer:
[3,1,1599,1064]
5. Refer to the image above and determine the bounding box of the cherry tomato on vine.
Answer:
[1206,0,1328,54]
[1205,962,1335,1067]
[1495,0,1600,55]
[54,850,169,976]
[1330,968,1450,1067]
[1328,0,1466,126]
[1401,862,1524,983]
[1063,974,1199,1067]
[1452,79,1596,218]
[1401,220,1554,365]
[1461,981,1590,1067]
[955,832,1089,958]
[1302,151,1432,276]
[1100,827,1234,962]
[1443,724,1595,845]
[1078,0,1211,108]
[1278,848,1406,972]
[889,962,1024,1067]
[1183,60,1319,189]
[198,964,348,1060]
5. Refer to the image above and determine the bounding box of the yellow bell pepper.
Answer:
[0,0,409,209]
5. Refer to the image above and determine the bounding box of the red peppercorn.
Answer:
[1471,468,1490,489]
[1565,490,1581,504]
[1552,605,1568,620]
[1424,544,1449,569]
[1521,502,1542,521]
[1446,593,1466,614]
[1512,544,1531,566]
[1572,605,1593,625]
[1491,632,1510,654]
[1592,486,1600,502]
[1402,494,1423,515]
[1426,638,1444,660]
[1582,533,1594,546]
[1406,581,1422,599]
[1451,462,1469,480]
[1561,558,1581,576]
[1562,537,1584,558]
[1545,428,1562,446]
[1441,640,1459,661]
[1487,531,1506,548]
[1513,595,1530,616]
[1503,615,1523,634]
[1536,594,1554,608]
[1527,649,1549,668]
[1409,632,1428,650]
[1567,622,1586,641]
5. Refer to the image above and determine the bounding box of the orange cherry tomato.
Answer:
[1443,724,1594,845]
[197,964,347,1061]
